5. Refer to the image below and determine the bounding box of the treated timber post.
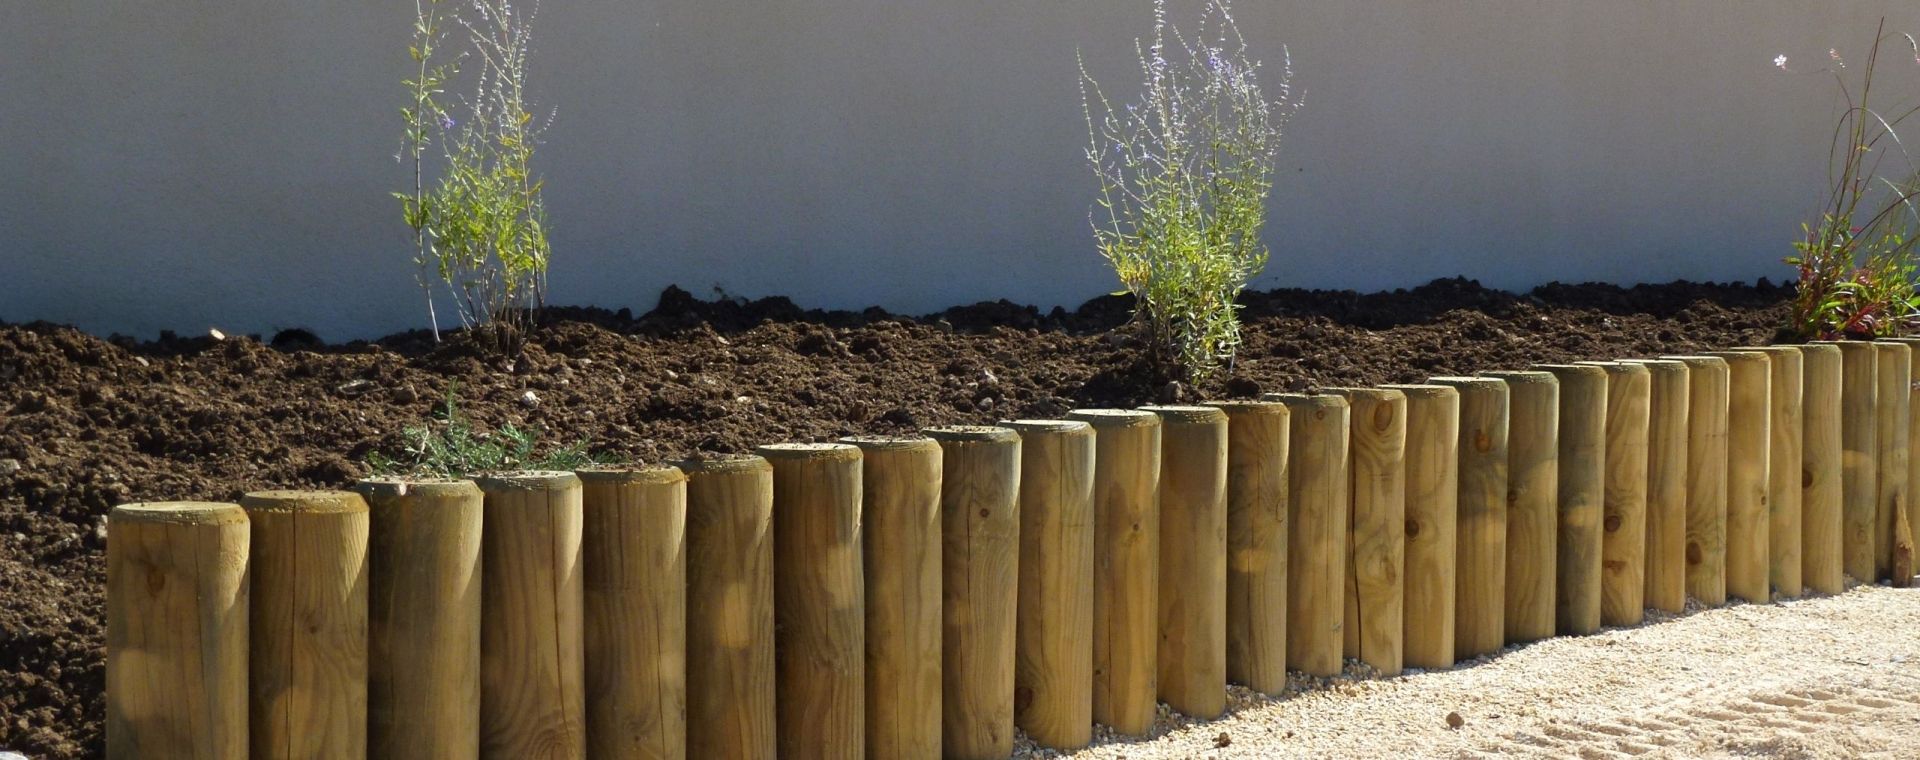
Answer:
[106,502,250,760]
[1481,371,1558,643]
[476,472,585,759]
[1064,409,1160,735]
[841,436,943,760]
[1206,401,1290,695]
[1328,388,1406,676]
[926,426,1022,760]
[578,467,688,760]
[1836,341,1878,583]
[1665,355,1730,606]
[760,443,866,758]
[1755,346,1805,598]
[1432,377,1509,655]
[355,479,483,760]
[1381,385,1458,669]
[1000,420,1095,748]
[1141,407,1228,718]
[1579,362,1651,626]
[1267,393,1351,677]
[1799,343,1844,595]
[679,454,777,760]
[1892,338,1920,580]
[1874,342,1912,582]
[1706,350,1773,603]
[240,490,369,760]
[1621,359,1690,613]
[1536,365,1604,634]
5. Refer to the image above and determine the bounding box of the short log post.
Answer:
[578,467,688,760]
[925,426,1022,760]
[1706,350,1772,603]
[1874,342,1912,582]
[1380,384,1459,669]
[1064,410,1160,736]
[760,444,866,758]
[1431,377,1510,655]
[678,455,777,759]
[240,490,369,760]
[1664,355,1730,606]
[1836,341,1878,583]
[841,436,943,760]
[107,502,250,760]
[1140,407,1228,718]
[1891,338,1920,581]
[1536,365,1604,634]
[1579,362,1651,626]
[1266,393,1351,677]
[476,472,585,759]
[1798,343,1844,595]
[1205,401,1290,695]
[1755,346,1805,598]
[1621,359,1691,613]
[1000,420,1096,748]
[1481,371,1558,643]
[355,479,483,760]
[1327,388,1406,676]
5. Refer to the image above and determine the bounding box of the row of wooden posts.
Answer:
[105,341,1920,759]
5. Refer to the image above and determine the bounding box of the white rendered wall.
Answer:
[3,1,1917,339]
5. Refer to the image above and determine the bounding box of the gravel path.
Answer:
[1016,585,1920,759]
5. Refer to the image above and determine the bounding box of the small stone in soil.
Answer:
[1215,731,1232,747]
[1447,711,1466,729]
[0,459,19,476]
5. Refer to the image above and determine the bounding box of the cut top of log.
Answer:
[110,501,248,525]
[575,465,687,486]
[1065,409,1160,429]
[238,490,368,514]
[474,470,584,492]
[755,442,863,463]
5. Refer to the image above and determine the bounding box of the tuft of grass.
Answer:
[366,383,612,478]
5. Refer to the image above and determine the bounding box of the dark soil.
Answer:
[0,277,1791,757]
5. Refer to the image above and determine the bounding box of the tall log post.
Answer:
[1534,365,1605,634]
[1327,388,1406,676]
[1266,393,1351,677]
[476,471,586,760]
[1754,346,1805,598]
[678,455,777,760]
[1432,377,1510,654]
[1705,350,1773,604]
[1380,385,1459,670]
[759,444,866,758]
[1798,343,1844,595]
[1836,341,1878,583]
[1620,360,1691,613]
[1000,420,1096,748]
[1664,355,1730,606]
[1874,342,1912,582]
[841,436,943,760]
[577,467,688,760]
[1481,371,1559,642]
[1205,401,1290,695]
[1141,407,1229,718]
[1892,338,1920,582]
[1578,361,1651,626]
[1064,410,1160,736]
[925,426,1022,760]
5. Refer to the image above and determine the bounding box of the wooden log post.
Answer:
[1380,384,1459,670]
[1798,343,1844,595]
[925,426,1022,760]
[1535,365,1605,634]
[354,479,483,760]
[240,490,370,760]
[1064,410,1160,736]
[1431,377,1510,656]
[759,444,867,759]
[577,467,688,760]
[1266,393,1351,677]
[1754,346,1805,598]
[1874,342,1912,582]
[1705,350,1773,604]
[1620,359,1691,613]
[678,454,777,760]
[841,436,943,760]
[107,502,250,760]
[1481,371,1559,643]
[1327,388,1406,676]
[476,472,585,759]
[1892,338,1920,581]
[1205,401,1289,695]
[1836,341,1878,583]
[1577,362,1650,626]
[1665,355,1731,605]
[1000,420,1096,748]
[1140,407,1228,718]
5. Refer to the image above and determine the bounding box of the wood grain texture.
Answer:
[1665,355,1730,606]
[578,467,687,760]
[1706,351,1772,604]
[1064,410,1160,736]
[677,455,776,760]
[1000,421,1095,748]
[1381,385,1459,670]
[1798,343,1844,595]
[241,490,369,760]
[1267,393,1351,677]
[107,502,250,760]
[1893,338,1920,582]
[841,436,943,760]
[1141,407,1228,719]
[477,472,586,760]
[1621,359,1690,613]
[355,479,483,760]
[1873,342,1911,582]
[1579,362,1650,626]
[1327,388,1406,676]
[1536,366,1604,634]
[1431,377,1510,653]
[1755,347,1804,598]
[925,426,1022,760]
[1836,341,1878,583]
[1482,371,1559,642]
[1206,401,1289,696]
[760,444,866,760]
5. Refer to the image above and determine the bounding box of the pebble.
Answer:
[0,459,19,477]
[2,751,28,760]
[520,390,540,407]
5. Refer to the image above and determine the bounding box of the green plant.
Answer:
[367,384,608,477]
[1080,0,1297,380]
[399,0,460,342]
